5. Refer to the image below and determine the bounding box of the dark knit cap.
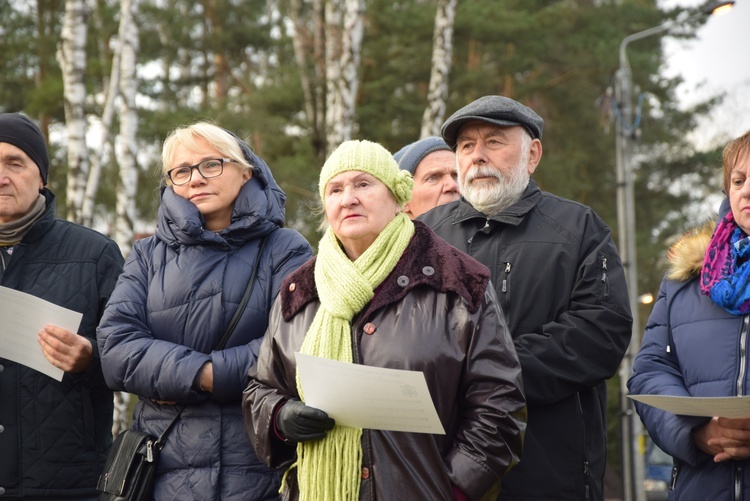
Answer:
[0,113,49,185]
[441,95,544,149]
[393,136,453,175]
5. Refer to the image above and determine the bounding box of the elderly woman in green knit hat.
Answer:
[243,139,526,501]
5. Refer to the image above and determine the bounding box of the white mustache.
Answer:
[465,166,503,184]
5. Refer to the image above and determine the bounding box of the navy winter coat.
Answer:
[0,189,124,498]
[97,142,313,501]
[628,219,750,501]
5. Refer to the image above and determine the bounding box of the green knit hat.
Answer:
[319,139,413,207]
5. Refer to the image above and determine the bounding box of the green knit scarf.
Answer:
[292,212,414,501]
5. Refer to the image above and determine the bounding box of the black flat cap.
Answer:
[441,95,544,149]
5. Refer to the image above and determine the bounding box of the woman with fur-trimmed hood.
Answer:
[628,129,750,500]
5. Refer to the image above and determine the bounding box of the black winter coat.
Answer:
[420,180,632,500]
[0,189,124,499]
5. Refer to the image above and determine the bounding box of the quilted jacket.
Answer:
[243,221,527,501]
[0,189,124,499]
[97,140,313,501]
[628,219,750,501]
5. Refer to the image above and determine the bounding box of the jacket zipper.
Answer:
[734,315,749,501]
[501,262,511,293]
[600,256,609,298]
[575,392,590,500]
[736,316,749,397]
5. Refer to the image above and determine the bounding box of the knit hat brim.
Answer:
[393,136,453,175]
[0,113,49,185]
[320,140,413,206]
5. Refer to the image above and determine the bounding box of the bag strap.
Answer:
[155,234,269,448]
[216,235,268,351]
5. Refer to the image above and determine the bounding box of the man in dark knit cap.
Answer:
[393,136,458,219]
[0,113,124,500]
[419,96,633,501]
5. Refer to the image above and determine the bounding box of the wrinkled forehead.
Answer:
[0,142,35,164]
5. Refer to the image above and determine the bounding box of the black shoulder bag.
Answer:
[97,236,268,501]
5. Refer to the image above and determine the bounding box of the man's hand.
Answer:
[693,416,750,462]
[38,324,93,373]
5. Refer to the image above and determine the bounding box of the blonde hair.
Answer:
[161,122,252,185]
[723,129,750,195]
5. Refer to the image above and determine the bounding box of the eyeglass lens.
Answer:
[169,159,225,185]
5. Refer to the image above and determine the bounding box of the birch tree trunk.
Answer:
[99,0,141,438]
[114,0,139,257]
[325,0,364,155]
[290,0,327,163]
[81,26,122,228]
[57,0,90,223]
[420,0,458,138]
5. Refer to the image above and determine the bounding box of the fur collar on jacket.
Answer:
[666,219,715,282]
[280,220,490,321]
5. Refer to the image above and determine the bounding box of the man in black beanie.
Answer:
[420,96,632,501]
[0,112,124,500]
[393,136,459,219]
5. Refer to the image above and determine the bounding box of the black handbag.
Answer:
[97,236,268,501]
[96,429,159,501]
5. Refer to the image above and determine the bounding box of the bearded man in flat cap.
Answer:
[0,113,123,500]
[420,96,632,501]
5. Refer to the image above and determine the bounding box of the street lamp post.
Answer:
[614,3,734,501]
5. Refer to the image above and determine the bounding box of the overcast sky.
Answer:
[660,0,750,147]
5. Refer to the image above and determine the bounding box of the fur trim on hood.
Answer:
[666,218,715,282]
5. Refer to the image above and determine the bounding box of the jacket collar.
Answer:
[281,220,490,321]
[453,178,542,226]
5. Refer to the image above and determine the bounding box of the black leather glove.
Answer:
[276,398,335,443]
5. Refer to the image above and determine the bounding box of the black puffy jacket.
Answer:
[420,180,632,500]
[0,189,124,499]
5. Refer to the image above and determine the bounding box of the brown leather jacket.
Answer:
[243,222,526,500]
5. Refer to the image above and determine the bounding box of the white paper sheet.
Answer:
[0,285,83,381]
[629,394,750,418]
[295,352,446,434]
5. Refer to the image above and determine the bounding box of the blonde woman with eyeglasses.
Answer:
[97,121,313,500]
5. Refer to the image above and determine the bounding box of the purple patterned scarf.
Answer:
[701,211,750,315]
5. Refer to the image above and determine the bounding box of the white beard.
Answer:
[459,149,530,217]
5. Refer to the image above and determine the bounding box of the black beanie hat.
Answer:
[0,113,49,185]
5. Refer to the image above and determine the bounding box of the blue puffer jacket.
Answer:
[97,139,313,501]
[628,218,750,501]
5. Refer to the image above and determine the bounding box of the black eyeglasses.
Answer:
[166,158,238,186]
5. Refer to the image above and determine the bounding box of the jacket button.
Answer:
[0,486,5,495]
[361,467,370,479]
[289,283,296,292]
[397,276,409,287]
[0,425,3,433]
[363,323,376,335]
[422,266,435,276]
[0,364,3,372]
